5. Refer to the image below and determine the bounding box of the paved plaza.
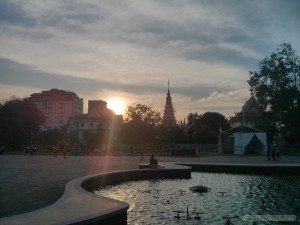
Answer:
[1,154,300,218]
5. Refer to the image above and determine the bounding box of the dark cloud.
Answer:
[2,1,298,65]
[39,2,107,31]
[117,0,299,70]
[0,58,226,101]
[173,86,229,101]
[184,46,258,69]
[0,58,162,96]
[97,3,262,70]
[0,0,35,26]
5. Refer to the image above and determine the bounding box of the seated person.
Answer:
[149,155,158,168]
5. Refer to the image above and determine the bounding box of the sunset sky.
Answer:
[1,0,299,120]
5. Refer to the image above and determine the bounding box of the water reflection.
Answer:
[94,173,300,224]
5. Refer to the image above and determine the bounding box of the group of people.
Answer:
[268,143,280,161]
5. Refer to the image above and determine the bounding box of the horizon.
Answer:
[0,86,245,119]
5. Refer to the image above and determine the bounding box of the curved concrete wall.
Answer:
[178,163,300,175]
[82,166,191,192]
[3,161,297,225]
[0,165,191,225]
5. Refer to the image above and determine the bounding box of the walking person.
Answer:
[0,145,4,155]
[63,146,67,159]
[275,144,280,161]
[271,144,277,161]
[140,149,144,160]
[267,142,271,161]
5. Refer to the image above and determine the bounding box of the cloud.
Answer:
[1,56,250,118]
[1,0,300,118]
[0,57,234,100]
[0,0,35,26]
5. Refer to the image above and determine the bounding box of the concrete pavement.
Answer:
[0,154,299,218]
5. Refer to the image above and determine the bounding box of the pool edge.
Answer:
[0,164,191,225]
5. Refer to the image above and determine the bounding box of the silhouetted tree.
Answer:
[125,104,161,126]
[0,97,45,148]
[187,112,230,144]
[248,43,300,143]
[159,124,187,144]
[120,104,161,144]
[37,125,69,147]
[38,129,61,145]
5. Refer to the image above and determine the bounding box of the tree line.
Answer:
[0,98,229,150]
[120,104,230,146]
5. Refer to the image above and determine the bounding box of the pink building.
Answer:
[30,89,83,130]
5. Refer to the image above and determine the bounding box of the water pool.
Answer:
[94,172,300,224]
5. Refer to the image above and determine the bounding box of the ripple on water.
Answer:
[94,172,300,225]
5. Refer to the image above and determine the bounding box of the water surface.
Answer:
[94,172,300,224]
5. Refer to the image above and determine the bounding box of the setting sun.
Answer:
[107,97,127,115]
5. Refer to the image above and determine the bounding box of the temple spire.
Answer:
[167,80,170,96]
[162,81,176,127]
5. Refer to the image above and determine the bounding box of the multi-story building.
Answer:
[30,89,83,130]
[68,100,122,150]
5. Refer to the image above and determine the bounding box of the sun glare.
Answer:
[107,97,126,115]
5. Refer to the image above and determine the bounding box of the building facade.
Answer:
[162,81,176,126]
[68,100,122,150]
[30,89,83,130]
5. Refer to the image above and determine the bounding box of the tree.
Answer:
[0,97,45,148]
[120,104,162,144]
[38,129,61,145]
[248,43,300,143]
[187,112,230,144]
[197,112,231,131]
[159,124,187,144]
[125,104,161,126]
[37,125,69,146]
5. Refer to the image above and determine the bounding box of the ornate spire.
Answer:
[163,80,176,126]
